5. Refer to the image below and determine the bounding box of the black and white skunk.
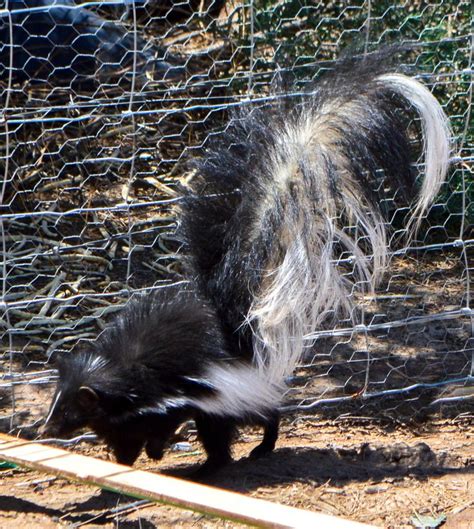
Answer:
[43,50,452,476]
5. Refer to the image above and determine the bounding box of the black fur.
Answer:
[43,285,276,474]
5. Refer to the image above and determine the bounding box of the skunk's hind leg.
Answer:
[249,410,280,459]
[193,414,236,478]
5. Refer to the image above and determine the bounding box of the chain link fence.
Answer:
[0,0,472,439]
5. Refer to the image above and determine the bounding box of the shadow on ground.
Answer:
[163,441,472,491]
[0,492,156,528]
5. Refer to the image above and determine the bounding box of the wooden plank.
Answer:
[0,433,378,529]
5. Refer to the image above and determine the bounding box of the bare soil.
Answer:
[0,416,472,529]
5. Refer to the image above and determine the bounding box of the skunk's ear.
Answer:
[78,386,99,408]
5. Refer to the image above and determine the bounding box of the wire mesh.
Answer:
[0,0,472,440]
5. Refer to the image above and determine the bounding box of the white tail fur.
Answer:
[247,74,452,392]
[378,74,452,232]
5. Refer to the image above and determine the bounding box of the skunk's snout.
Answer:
[39,417,62,438]
[38,423,47,436]
[40,416,78,439]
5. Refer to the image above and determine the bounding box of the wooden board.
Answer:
[0,433,378,529]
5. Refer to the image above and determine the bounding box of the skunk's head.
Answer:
[42,351,134,438]
[41,286,228,439]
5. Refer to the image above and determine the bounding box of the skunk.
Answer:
[43,49,452,476]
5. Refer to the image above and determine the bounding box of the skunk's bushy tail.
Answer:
[181,50,452,390]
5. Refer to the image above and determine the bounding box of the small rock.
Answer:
[171,442,193,452]
[365,485,389,494]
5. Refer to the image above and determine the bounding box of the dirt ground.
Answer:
[0,416,472,529]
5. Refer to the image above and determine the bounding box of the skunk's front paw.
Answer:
[145,439,165,460]
[188,454,233,481]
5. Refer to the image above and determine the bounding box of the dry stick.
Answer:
[0,434,377,529]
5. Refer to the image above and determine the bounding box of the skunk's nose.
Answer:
[38,421,56,437]
[38,423,48,436]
